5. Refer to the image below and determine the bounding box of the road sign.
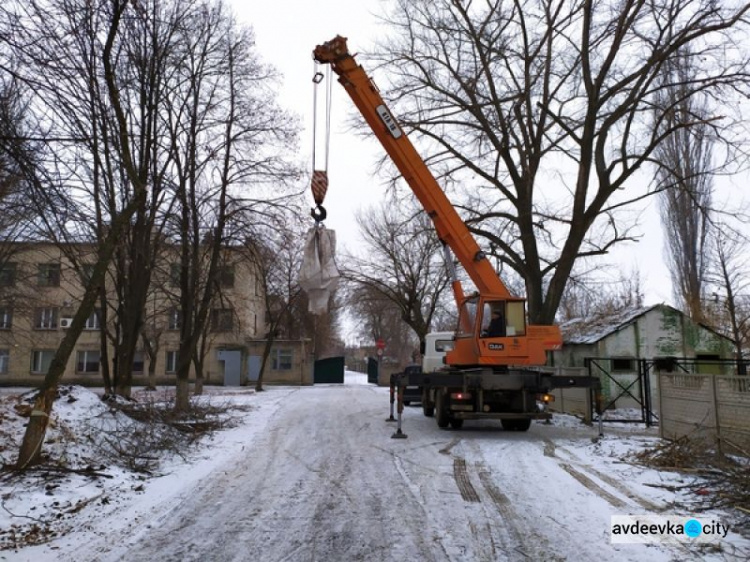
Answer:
[376,348,384,357]
[376,339,386,350]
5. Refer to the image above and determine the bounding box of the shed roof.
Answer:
[559,303,733,346]
[560,304,667,345]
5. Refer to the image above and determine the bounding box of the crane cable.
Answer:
[311,63,332,223]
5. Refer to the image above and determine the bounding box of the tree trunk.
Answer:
[255,336,275,392]
[195,371,204,396]
[175,376,190,411]
[15,387,56,469]
[147,352,157,390]
[15,239,121,468]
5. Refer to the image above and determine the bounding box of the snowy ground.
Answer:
[1,373,748,561]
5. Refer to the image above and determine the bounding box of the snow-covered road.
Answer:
[13,373,747,561]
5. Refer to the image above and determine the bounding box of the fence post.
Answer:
[656,367,665,440]
[711,374,722,455]
[642,359,653,428]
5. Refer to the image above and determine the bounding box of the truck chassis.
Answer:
[397,368,599,431]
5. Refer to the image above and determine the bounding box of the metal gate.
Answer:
[586,358,658,426]
[314,356,345,384]
[367,357,378,384]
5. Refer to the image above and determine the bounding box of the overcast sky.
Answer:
[227,0,708,311]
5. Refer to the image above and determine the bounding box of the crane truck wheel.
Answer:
[422,389,434,417]
[435,390,450,429]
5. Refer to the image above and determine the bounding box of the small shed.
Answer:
[553,304,735,409]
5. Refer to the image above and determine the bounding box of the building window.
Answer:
[31,350,55,374]
[210,308,233,332]
[0,307,12,330]
[696,354,722,375]
[216,265,235,288]
[84,309,101,330]
[80,264,95,284]
[0,349,8,374]
[170,263,181,287]
[611,358,635,372]
[76,350,100,373]
[271,349,293,371]
[0,263,17,287]
[168,307,182,330]
[166,351,178,373]
[35,307,59,329]
[37,263,61,287]
[132,350,145,374]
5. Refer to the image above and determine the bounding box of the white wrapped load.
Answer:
[299,225,340,314]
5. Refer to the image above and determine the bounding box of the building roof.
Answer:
[559,304,668,345]
[559,303,734,346]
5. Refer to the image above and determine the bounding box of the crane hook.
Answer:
[311,204,327,222]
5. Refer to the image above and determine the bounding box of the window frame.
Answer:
[37,263,61,287]
[168,307,182,331]
[0,307,12,330]
[271,349,293,371]
[35,307,59,330]
[76,350,101,374]
[210,308,234,332]
[31,349,55,374]
[0,349,9,374]
[0,263,17,287]
[166,350,178,373]
[84,308,101,330]
[216,265,235,288]
[132,350,145,374]
[611,357,636,372]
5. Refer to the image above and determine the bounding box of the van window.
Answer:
[435,340,455,353]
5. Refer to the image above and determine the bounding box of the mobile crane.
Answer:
[313,36,595,431]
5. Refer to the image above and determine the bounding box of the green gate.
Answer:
[314,356,345,384]
[367,357,379,384]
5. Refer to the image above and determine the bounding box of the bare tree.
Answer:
[345,201,451,350]
[159,1,299,410]
[709,228,749,366]
[372,0,750,324]
[1,0,152,468]
[0,76,37,255]
[348,283,417,366]
[249,224,342,390]
[655,49,714,323]
[558,268,645,323]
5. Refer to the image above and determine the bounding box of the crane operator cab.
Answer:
[480,300,527,338]
[448,295,533,368]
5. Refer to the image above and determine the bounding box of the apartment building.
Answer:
[0,242,311,387]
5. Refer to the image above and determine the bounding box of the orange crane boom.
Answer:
[314,36,561,367]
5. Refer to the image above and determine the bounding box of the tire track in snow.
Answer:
[544,438,662,512]
[460,439,561,561]
[452,458,480,502]
[391,455,454,562]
